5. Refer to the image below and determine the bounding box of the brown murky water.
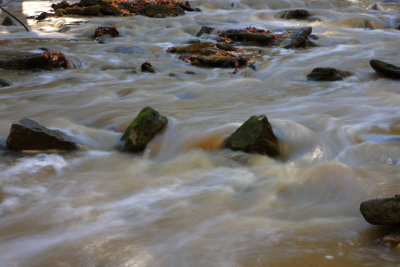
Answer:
[1,0,400,266]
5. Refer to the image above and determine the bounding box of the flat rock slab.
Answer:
[224,115,280,157]
[370,59,400,79]
[6,118,80,151]
[0,51,68,70]
[307,67,352,81]
[360,196,400,225]
[120,107,168,153]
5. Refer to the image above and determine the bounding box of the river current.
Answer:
[0,0,400,266]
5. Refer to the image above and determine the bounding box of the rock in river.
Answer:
[370,59,400,79]
[275,9,312,20]
[6,118,80,151]
[224,115,280,157]
[0,79,10,87]
[119,107,168,153]
[307,67,352,81]
[274,27,313,49]
[0,50,68,70]
[360,196,400,225]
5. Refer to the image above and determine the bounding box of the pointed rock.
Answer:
[120,107,168,153]
[2,17,14,26]
[224,115,280,157]
[6,118,80,151]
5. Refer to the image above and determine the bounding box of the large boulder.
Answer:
[360,196,400,225]
[120,107,168,153]
[370,59,400,79]
[0,50,68,70]
[224,115,280,157]
[274,27,312,48]
[307,67,352,81]
[6,118,80,151]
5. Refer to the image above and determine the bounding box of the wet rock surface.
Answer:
[224,115,280,157]
[370,59,400,79]
[2,16,14,26]
[94,26,119,38]
[273,27,313,48]
[6,118,80,152]
[119,107,168,153]
[0,50,68,70]
[275,9,312,20]
[307,67,353,81]
[360,196,400,225]
[0,79,10,87]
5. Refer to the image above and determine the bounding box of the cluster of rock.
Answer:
[360,196,400,247]
[47,0,200,18]
[3,107,280,159]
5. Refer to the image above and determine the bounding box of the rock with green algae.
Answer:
[307,67,352,81]
[120,107,168,153]
[360,196,400,225]
[6,118,81,151]
[224,115,280,157]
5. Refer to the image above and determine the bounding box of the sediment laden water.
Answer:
[0,0,400,266]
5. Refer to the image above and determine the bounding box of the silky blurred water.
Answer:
[0,0,400,266]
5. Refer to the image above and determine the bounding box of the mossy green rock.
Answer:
[224,115,280,157]
[120,107,168,153]
[360,196,400,225]
[143,5,184,17]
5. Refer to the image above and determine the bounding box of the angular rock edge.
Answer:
[224,115,280,157]
[6,118,80,151]
[119,106,168,153]
[307,67,352,81]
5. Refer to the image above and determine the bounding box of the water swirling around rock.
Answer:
[0,0,400,266]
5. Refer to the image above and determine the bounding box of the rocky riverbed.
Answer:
[0,0,400,266]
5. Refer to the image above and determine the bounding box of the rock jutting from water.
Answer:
[275,9,320,22]
[0,79,10,87]
[370,59,400,79]
[6,118,81,152]
[360,196,400,225]
[224,115,280,157]
[119,107,168,153]
[307,67,353,81]
[51,0,200,18]
[0,50,68,70]
[141,62,155,73]
[1,16,14,26]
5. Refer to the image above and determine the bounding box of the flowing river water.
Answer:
[1,0,400,266]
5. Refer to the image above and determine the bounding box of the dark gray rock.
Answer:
[274,27,312,48]
[0,79,10,87]
[220,29,274,45]
[370,59,400,79]
[307,67,352,81]
[2,17,14,26]
[6,118,80,151]
[119,107,168,153]
[224,115,280,157]
[0,51,68,70]
[142,5,184,17]
[360,196,400,225]
[141,62,155,73]
[195,26,215,37]
[275,9,311,20]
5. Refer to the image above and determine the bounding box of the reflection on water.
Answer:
[0,0,400,266]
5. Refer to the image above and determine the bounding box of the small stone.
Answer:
[141,62,155,73]
[195,26,215,37]
[275,9,311,20]
[36,12,51,21]
[94,26,119,38]
[0,79,10,87]
[360,196,400,225]
[224,115,280,157]
[119,107,168,153]
[6,118,80,151]
[370,59,400,79]
[2,17,14,26]
[307,67,352,81]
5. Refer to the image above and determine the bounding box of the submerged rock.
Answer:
[94,26,119,38]
[360,196,400,225]
[2,17,14,26]
[0,79,10,87]
[307,67,352,81]
[379,229,400,248]
[274,27,312,48]
[275,9,312,20]
[0,50,68,70]
[6,118,80,151]
[141,62,155,73]
[143,5,184,17]
[224,115,280,157]
[120,107,168,153]
[370,59,400,79]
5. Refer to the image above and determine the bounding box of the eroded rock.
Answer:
[0,50,68,70]
[119,107,168,153]
[224,115,280,157]
[360,196,400,225]
[6,118,80,151]
[370,59,400,79]
[307,67,352,81]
